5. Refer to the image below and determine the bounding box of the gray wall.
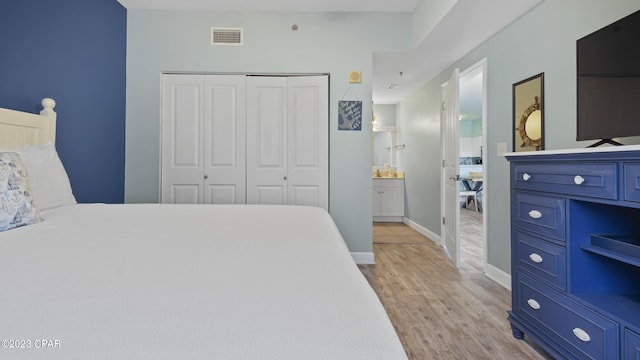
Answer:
[397,0,640,273]
[125,10,411,253]
[395,83,442,230]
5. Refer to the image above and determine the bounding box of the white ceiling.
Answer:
[117,0,420,12]
[374,0,543,104]
[118,0,543,104]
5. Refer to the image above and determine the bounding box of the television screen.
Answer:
[577,9,640,145]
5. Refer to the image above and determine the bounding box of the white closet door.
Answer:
[204,75,247,204]
[161,74,204,204]
[246,76,288,205]
[287,76,328,210]
[163,74,327,208]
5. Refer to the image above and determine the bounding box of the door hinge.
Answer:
[442,160,445,167]
[441,102,446,111]
[442,217,446,225]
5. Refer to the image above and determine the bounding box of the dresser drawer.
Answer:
[626,328,640,360]
[624,163,640,203]
[515,274,618,360]
[516,232,566,290]
[514,192,565,242]
[513,162,618,200]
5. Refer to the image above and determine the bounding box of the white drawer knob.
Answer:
[529,253,543,263]
[574,175,585,185]
[527,299,541,310]
[522,173,531,181]
[528,210,542,219]
[572,327,591,342]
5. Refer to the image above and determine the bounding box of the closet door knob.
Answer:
[283,176,288,180]
[204,174,209,180]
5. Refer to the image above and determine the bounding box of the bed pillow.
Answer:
[16,143,76,211]
[0,152,39,231]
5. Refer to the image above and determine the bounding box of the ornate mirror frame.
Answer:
[513,73,544,152]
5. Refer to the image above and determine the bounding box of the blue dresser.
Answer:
[506,147,640,359]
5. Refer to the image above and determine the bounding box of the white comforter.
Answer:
[0,204,407,359]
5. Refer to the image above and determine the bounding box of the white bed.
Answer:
[0,100,408,359]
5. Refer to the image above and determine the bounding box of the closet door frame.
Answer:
[162,73,329,210]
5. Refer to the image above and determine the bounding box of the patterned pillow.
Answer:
[0,152,39,231]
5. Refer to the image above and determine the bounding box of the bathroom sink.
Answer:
[372,171,404,179]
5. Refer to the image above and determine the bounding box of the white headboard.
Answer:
[0,98,57,150]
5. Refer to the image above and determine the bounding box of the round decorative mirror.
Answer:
[513,73,544,152]
[517,96,542,149]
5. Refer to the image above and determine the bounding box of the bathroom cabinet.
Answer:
[372,178,404,222]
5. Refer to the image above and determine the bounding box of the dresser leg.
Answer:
[511,324,525,339]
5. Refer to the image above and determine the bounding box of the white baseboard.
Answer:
[373,216,403,222]
[351,252,375,264]
[402,217,441,245]
[485,263,511,290]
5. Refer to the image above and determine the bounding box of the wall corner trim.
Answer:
[403,217,441,245]
[485,263,511,290]
[351,252,375,264]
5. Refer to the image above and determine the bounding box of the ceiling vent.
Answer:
[211,27,243,46]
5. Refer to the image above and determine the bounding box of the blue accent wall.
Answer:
[0,0,126,203]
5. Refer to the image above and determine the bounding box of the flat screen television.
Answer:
[577,8,640,147]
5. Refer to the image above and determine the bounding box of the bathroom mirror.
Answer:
[372,128,396,166]
[513,73,544,152]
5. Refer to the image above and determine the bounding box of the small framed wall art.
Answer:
[338,100,362,131]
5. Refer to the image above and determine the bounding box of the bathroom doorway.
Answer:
[457,59,487,273]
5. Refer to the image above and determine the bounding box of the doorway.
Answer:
[458,60,487,272]
[440,58,487,271]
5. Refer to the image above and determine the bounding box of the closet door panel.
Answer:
[290,185,320,207]
[287,76,329,210]
[205,184,237,205]
[290,85,318,167]
[247,77,288,205]
[204,75,246,204]
[161,74,204,204]
[171,184,200,204]
[256,186,286,205]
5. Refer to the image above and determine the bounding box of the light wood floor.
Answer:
[363,209,551,359]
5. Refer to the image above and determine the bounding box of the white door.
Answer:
[286,76,329,210]
[246,76,288,205]
[203,75,246,204]
[163,74,328,208]
[162,74,205,204]
[441,69,461,267]
[162,74,246,204]
[246,75,329,210]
